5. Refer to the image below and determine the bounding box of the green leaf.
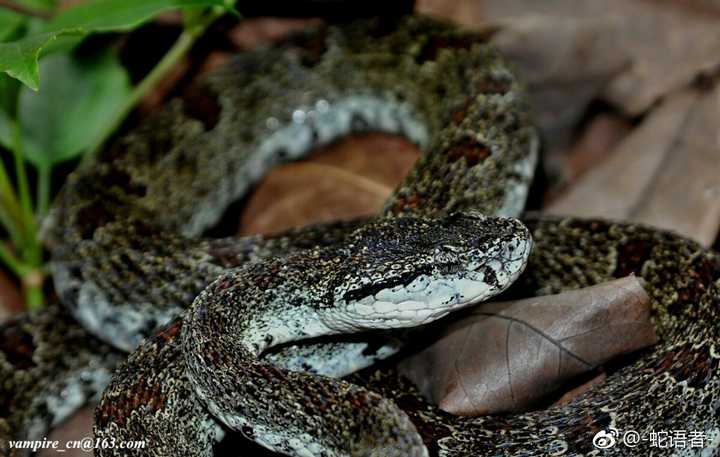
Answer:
[46,0,233,32]
[0,29,84,91]
[0,74,20,119]
[0,0,234,90]
[0,8,26,43]
[14,49,132,167]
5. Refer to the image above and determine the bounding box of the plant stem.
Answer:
[9,119,42,278]
[0,242,42,309]
[23,268,44,310]
[10,118,36,236]
[0,146,34,266]
[0,205,22,248]
[37,165,50,217]
[0,119,45,310]
[82,9,223,165]
[0,242,26,278]
[0,154,25,236]
[0,7,229,310]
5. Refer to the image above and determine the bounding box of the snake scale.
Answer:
[1,14,719,457]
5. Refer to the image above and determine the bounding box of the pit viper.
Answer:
[1,15,718,457]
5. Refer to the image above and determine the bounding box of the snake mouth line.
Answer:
[332,235,533,332]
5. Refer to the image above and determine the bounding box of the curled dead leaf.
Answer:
[399,275,658,416]
[548,85,720,246]
[37,406,95,457]
[228,18,323,51]
[419,0,720,115]
[239,133,420,235]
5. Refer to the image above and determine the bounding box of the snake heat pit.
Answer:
[1,15,719,457]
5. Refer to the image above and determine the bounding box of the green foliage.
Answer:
[0,0,236,309]
[0,8,26,42]
[0,29,84,90]
[0,0,233,90]
[8,50,132,167]
[47,0,233,32]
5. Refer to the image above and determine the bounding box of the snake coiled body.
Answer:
[1,14,718,457]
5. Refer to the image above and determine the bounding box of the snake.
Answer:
[1,14,719,457]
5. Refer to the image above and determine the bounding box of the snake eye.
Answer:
[447,211,486,223]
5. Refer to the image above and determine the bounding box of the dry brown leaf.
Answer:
[239,133,420,235]
[418,0,720,189]
[37,406,95,457]
[491,17,627,156]
[545,89,698,216]
[547,85,720,246]
[418,0,624,158]
[627,86,720,245]
[228,18,323,51]
[398,276,657,416]
[546,113,632,199]
[419,0,720,115]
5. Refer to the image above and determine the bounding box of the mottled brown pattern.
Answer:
[338,217,720,456]
[94,320,220,456]
[1,305,120,457]
[446,136,491,166]
[613,239,654,278]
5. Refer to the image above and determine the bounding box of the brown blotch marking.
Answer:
[669,255,720,315]
[416,34,487,64]
[73,169,147,239]
[587,221,607,233]
[450,99,473,125]
[0,322,36,370]
[98,324,181,427]
[446,136,491,167]
[291,25,329,67]
[99,377,167,428]
[150,320,182,348]
[101,168,146,197]
[653,346,714,389]
[612,239,654,278]
[568,412,605,440]
[207,243,246,268]
[202,347,225,365]
[103,142,128,163]
[213,275,235,291]
[476,78,511,95]
[248,261,283,291]
[183,85,221,130]
[391,193,425,214]
[395,393,452,457]
[75,202,116,240]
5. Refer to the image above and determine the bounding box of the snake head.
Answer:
[328,212,532,331]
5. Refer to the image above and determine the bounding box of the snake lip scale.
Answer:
[1,14,719,457]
